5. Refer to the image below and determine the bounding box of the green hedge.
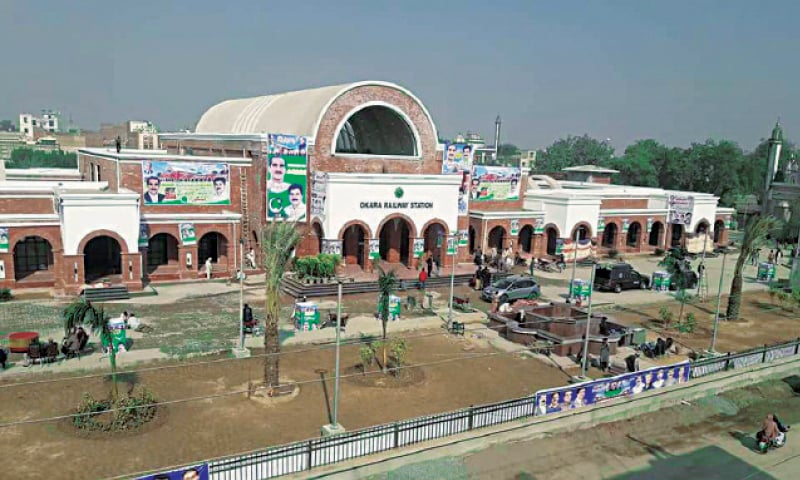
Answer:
[7,148,77,169]
[294,253,341,279]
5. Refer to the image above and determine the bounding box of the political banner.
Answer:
[458,229,469,247]
[622,218,630,233]
[560,238,596,261]
[447,236,457,255]
[597,216,605,234]
[0,227,8,253]
[510,219,520,236]
[646,217,654,233]
[458,172,470,215]
[533,219,545,235]
[369,239,380,260]
[442,143,474,174]
[414,238,425,258]
[138,224,149,248]
[268,134,308,223]
[534,362,691,416]
[667,195,694,225]
[470,165,521,202]
[141,161,230,205]
[311,172,328,220]
[322,240,342,256]
[179,223,196,246]
[137,463,209,480]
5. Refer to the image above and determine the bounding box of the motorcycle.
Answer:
[756,417,790,453]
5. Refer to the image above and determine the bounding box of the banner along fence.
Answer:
[142,337,800,480]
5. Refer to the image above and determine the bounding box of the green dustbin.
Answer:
[631,328,647,346]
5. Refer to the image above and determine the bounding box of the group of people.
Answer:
[750,243,796,266]
[61,326,89,356]
[417,253,440,289]
[473,246,521,273]
[758,413,790,453]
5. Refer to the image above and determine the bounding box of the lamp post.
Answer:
[580,263,597,379]
[709,249,728,353]
[568,228,579,300]
[322,279,346,436]
[696,226,709,297]
[447,235,456,329]
[239,239,245,350]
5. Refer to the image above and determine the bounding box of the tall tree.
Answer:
[376,265,398,373]
[683,140,746,206]
[725,215,781,321]
[261,222,301,387]
[0,120,15,132]
[601,139,661,187]
[658,250,694,326]
[536,135,614,173]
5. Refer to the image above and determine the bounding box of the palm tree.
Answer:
[261,222,301,388]
[725,215,781,321]
[63,299,118,399]
[376,265,398,373]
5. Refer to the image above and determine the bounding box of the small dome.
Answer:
[772,120,783,142]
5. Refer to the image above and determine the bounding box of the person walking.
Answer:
[599,338,611,373]
[418,268,428,291]
[205,257,213,280]
[768,250,775,264]
[426,255,433,278]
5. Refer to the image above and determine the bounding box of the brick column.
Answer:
[59,254,85,295]
[179,245,198,280]
[121,252,143,291]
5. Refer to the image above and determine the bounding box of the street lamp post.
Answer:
[447,235,456,329]
[322,279,346,436]
[709,249,728,353]
[568,228,579,300]
[239,239,245,349]
[696,227,709,297]
[580,263,598,378]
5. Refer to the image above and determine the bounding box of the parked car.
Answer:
[481,275,541,303]
[593,263,650,293]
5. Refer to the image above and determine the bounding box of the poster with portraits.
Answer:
[369,239,380,260]
[267,134,308,223]
[667,195,694,226]
[322,240,342,256]
[137,463,209,480]
[179,223,196,246]
[534,219,545,235]
[311,171,328,221]
[459,229,469,247]
[141,161,230,205]
[457,171,470,215]
[413,238,425,258]
[442,143,474,174]
[534,362,690,416]
[138,224,149,248]
[470,166,521,202]
[0,227,8,253]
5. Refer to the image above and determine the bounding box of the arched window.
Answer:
[335,105,418,156]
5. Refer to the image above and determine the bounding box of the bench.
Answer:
[453,295,471,312]
[449,321,466,336]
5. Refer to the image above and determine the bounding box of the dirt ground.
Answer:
[609,290,800,354]
[0,331,569,479]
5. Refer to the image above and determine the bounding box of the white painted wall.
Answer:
[690,199,719,233]
[59,193,141,255]
[324,174,461,239]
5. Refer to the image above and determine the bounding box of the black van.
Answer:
[594,263,650,293]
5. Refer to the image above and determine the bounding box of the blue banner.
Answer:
[442,142,473,174]
[137,464,209,480]
[534,361,690,416]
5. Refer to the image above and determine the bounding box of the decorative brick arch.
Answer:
[337,220,373,240]
[77,229,130,254]
[695,218,711,234]
[375,213,418,240]
[10,230,62,252]
[144,223,180,241]
[420,218,450,237]
[570,222,593,240]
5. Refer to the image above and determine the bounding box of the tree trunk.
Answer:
[109,348,118,401]
[264,288,281,387]
[678,293,686,326]
[726,275,744,321]
[381,319,388,374]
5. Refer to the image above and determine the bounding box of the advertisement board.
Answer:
[141,161,230,205]
[667,195,694,225]
[447,237,457,255]
[268,134,308,222]
[322,240,342,256]
[510,219,520,236]
[138,224,149,248]
[533,219,545,235]
[414,239,425,258]
[179,223,196,246]
[311,172,328,220]
[458,171,470,215]
[0,227,8,253]
[534,362,690,416]
[470,166,521,202]
[646,217,654,233]
[442,143,474,174]
[369,239,380,260]
[137,464,209,480]
[458,229,469,247]
[597,216,605,234]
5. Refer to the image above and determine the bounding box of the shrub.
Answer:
[608,248,619,258]
[0,288,12,302]
[654,248,665,256]
[73,388,158,432]
[359,344,375,374]
[293,257,309,278]
[679,312,696,333]
[659,305,674,326]
[390,338,410,372]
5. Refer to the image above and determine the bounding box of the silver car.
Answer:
[481,275,541,303]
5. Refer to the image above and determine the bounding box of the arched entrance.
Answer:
[468,226,476,254]
[546,227,559,256]
[13,236,54,281]
[695,221,709,235]
[84,236,122,282]
[648,221,664,246]
[602,223,618,248]
[488,226,505,252]
[626,222,641,247]
[378,217,412,266]
[147,233,179,273]
[714,220,725,243]
[312,222,324,255]
[670,224,684,247]
[342,224,366,268]
[198,232,228,269]
[519,225,534,253]
[571,224,591,241]
[423,222,447,266]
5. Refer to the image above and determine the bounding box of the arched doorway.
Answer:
[198,232,228,268]
[342,224,366,268]
[488,226,505,252]
[468,226,476,254]
[423,222,447,265]
[602,223,618,248]
[626,222,642,247]
[13,236,54,281]
[648,221,663,246]
[519,225,534,253]
[714,220,725,243]
[695,221,709,235]
[571,224,591,241]
[670,224,684,247]
[378,217,412,266]
[84,236,122,282]
[546,227,558,256]
[312,222,324,255]
[146,233,179,273]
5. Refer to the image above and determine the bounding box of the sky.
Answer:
[1,0,798,152]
